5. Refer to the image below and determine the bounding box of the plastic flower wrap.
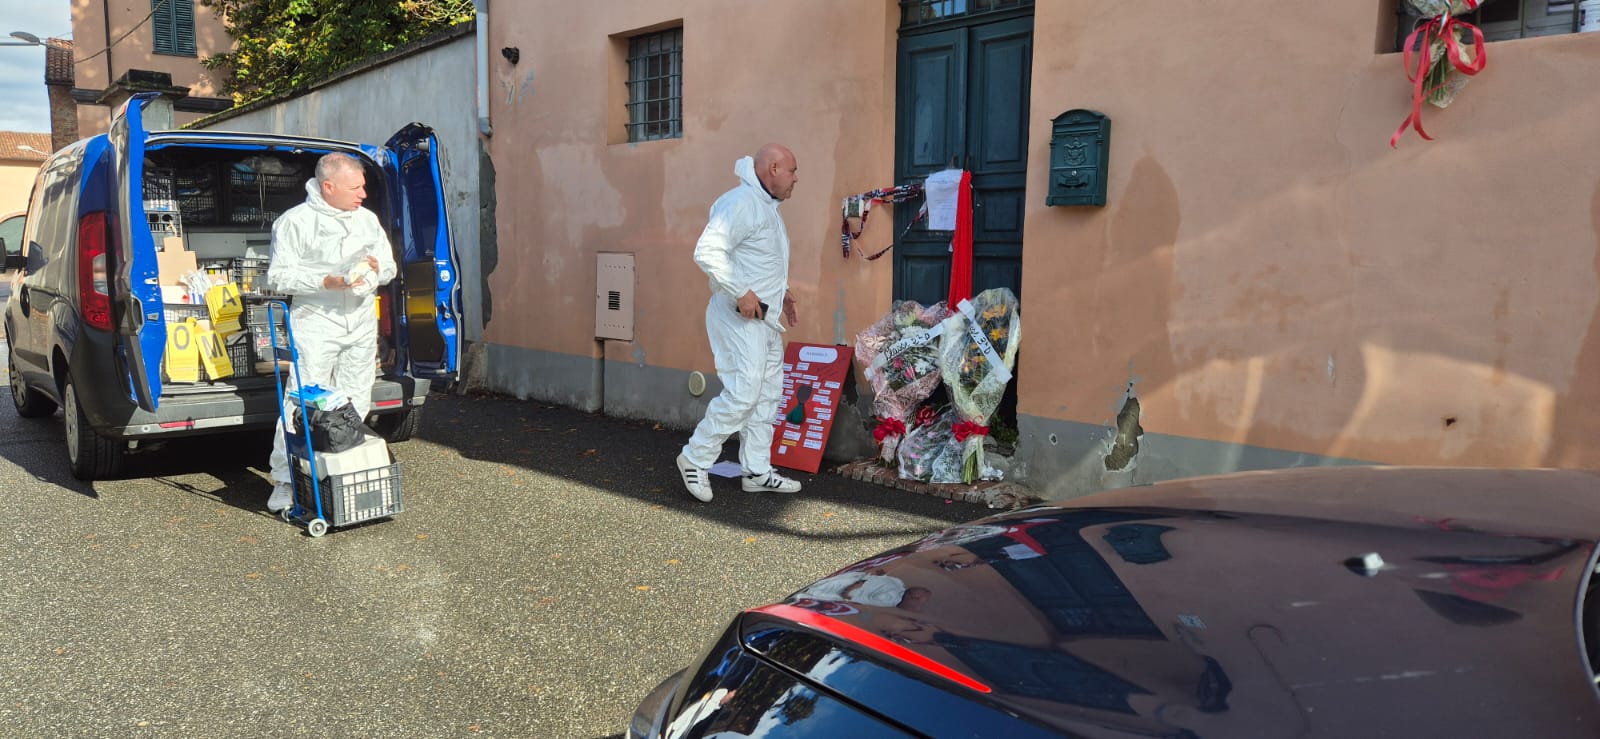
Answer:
[897,407,966,483]
[937,288,1021,483]
[1391,0,1487,146]
[1406,0,1475,16]
[855,300,952,464]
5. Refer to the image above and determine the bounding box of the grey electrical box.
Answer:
[1047,109,1110,207]
[595,252,635,341]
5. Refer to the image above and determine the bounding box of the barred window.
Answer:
[1394,0,1581,50]
[153,0,197,56]
[625,27,682,143]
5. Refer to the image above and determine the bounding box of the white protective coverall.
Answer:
[265,178,398,486]
[679,155,791,474]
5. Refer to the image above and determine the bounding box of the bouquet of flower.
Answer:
[897,407,966,483]
[1392,0,1487,146]
[937,287,1021,483]
[855,301,953,464]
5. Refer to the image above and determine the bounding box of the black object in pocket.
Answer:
[733,301,769,319]
[292,404,370,453]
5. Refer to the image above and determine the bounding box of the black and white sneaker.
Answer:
[676,453,713,502]
[742,469,801,494]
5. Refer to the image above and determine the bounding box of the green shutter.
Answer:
[176,0,196,55]
[152,0,174,53]
[152,0,196,55]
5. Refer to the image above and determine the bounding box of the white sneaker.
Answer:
[676,453,713,502]
[742,470,801,494]
[267,482,293,513]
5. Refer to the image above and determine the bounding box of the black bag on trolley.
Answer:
[290,403,370,454]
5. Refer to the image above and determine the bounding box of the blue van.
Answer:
[2,94,461,480]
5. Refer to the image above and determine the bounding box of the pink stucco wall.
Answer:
[1022,3,1600,469]
[483,0,900,372]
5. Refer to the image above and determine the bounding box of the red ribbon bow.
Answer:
[953,420,989,443]
[873,417,907,443]
[1391,1,1487,148]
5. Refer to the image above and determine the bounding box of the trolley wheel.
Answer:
[280,508,294,523]
[306,519,329,537]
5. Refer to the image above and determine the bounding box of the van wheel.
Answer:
[63,379,124,480]
[372,405,423,443]
[8,350,57,418]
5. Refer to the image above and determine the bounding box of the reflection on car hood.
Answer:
[780,467,1600,737]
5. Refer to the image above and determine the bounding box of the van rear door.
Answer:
[370,124,460,380]
[107,92,165,411]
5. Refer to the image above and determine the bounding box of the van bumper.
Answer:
[86,375,431,441]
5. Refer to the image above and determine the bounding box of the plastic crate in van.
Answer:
[200,339,255,381]
[146,211,182,239]
[227,171,302,226]
[231,257,285,296]
[245,298,289,364]
[143,168,178,212]
[163,303,207,324]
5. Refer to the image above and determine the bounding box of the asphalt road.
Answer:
[0,347,989,738]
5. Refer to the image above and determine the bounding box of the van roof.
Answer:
[146,130,369,155]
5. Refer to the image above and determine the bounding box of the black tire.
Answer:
[63,378,124,480]
[8,348,57,418]
[372,405,423,443]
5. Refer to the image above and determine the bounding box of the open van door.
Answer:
[107,92,165,411]
[372,124,460,381]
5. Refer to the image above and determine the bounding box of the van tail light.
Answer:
[748,604,992,694]
[78,211,112,331]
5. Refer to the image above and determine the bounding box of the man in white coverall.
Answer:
[264,153,397,512]
[675,143,804,503]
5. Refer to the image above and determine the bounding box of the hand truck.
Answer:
[267,300,404,537]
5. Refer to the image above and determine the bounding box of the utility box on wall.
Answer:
[1047,109,1110,207]
[595,252,635,341]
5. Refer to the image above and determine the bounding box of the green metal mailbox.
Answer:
[1047,109,1110,207]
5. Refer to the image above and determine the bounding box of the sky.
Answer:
[0,1,74,133]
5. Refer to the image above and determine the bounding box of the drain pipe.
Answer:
[474,0,492,137]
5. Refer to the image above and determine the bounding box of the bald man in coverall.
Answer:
[675,143,804,503]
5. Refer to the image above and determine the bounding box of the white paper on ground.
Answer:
[709,461,744,478]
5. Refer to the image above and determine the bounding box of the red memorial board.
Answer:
[771,343,854,474]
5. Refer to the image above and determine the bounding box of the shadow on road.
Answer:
[0,413,99,499]
[416,390,983,541]
[126,428,285,516]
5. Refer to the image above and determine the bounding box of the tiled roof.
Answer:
[0,132,53,162]
[45,39,73,86]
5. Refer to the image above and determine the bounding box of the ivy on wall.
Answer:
[200,0,475,104]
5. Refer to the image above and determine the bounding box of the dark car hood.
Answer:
[777,467,1600,737]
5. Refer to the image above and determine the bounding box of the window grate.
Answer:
[900,0,1032,30]
[625,27,683,143]
[1394,0,1581,50]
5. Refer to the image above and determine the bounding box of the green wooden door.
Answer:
[894,14,1033,306]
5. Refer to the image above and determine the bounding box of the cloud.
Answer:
[0,4,75,133]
